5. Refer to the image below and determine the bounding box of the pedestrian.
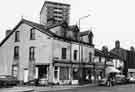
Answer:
[106,74,112,87]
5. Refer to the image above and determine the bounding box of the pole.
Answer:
[78,14,91,84]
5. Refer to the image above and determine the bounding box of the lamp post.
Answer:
[78,14,91,63]
[78,14,91,32]
[78,14,90,84]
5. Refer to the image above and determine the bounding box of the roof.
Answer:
[68,25,79,32]
[95,48,123,60]
[95,49,105,57]
[0,19,62,46]
[0,19,94,47]
[80,30,93,37]
[110,47,128,61]
[80,31,89,37]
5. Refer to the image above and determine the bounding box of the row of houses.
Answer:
[0,19,95,84]
[0,18,134,85]
[0,1,135,85]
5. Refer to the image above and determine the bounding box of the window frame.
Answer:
[14,46,19,59]
[61,48,67,59]
[15,31,20,42]
[29,47,35,60]
[74,50,78,60]
[30,28,35,40]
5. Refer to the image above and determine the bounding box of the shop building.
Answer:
[127,47,135,78]
[110,40,128,76]
[0,19,94,84]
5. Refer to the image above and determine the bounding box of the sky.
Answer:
[0,0,135,50]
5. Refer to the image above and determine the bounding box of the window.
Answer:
[74,50,78,60]
[29,47,35,60]
[89,52,92,62]
[62,48,67,59]
[99,57,101,63]
[59,67,69,80]
[30,28,35,40]
[12,65,18,77]
[54,66,58,79]
[15,31,20,42]
[14,46,19,59]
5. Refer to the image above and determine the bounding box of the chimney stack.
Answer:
[130,46,134,51]
[115,40,120,48]
[6,30,11,36]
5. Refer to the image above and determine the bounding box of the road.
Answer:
[44,84,135,92]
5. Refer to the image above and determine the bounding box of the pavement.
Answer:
[0,83,97,92]
[48,84,135,92]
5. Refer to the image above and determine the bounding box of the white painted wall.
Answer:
[0,23,52,81]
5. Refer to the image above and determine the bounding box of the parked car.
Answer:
[24,79,39,86]
[98,78,108,86]
[0,75,19,87]
[38,78,48,86]
[115,74,127,84]
[127,77,135,83]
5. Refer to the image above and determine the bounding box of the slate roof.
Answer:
[95,48,123,60]
[0,19,94,47]
[80,31,89,37]
[0,19,62,46]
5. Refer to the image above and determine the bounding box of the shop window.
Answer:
[29,47,35,60]
[54,66,58,79]
[73,68,78,80]
[30,28,35,40]
[14,46,19,59]
[15,31,20,42]
[59,67,69,80]
[62,48,67,59]
[38,65,48,79]
[74,50,78,60]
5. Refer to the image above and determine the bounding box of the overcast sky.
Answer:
[0,0,135,50]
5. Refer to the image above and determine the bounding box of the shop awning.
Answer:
[128,69,135,73]
[106,67,120,74]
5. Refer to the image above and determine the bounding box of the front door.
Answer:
[37,65,48,79]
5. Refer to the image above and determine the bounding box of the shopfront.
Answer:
[94,63,105,81]
[53,62,94,84]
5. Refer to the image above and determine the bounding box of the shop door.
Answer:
[38,65,48,79]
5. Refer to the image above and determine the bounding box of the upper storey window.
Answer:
[15,31,20,42]
[62,48,67,59]
[30,28,35,40]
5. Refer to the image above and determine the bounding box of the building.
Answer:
[94,47,124,81]
[94,49,106,81]
[0,19,94,85]
[127,47,135,78]
[110,40,128,76]
[40,1,70,25]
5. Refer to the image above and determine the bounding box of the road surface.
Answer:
[44,84,135,92]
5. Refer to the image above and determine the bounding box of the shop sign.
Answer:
[84,64,93,68]
[55,63,71,67]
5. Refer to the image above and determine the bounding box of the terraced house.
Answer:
[0,19,94,85]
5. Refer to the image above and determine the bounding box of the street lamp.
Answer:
[78,14,91,32]
[78,14,91,63]
[78,14,91,84]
